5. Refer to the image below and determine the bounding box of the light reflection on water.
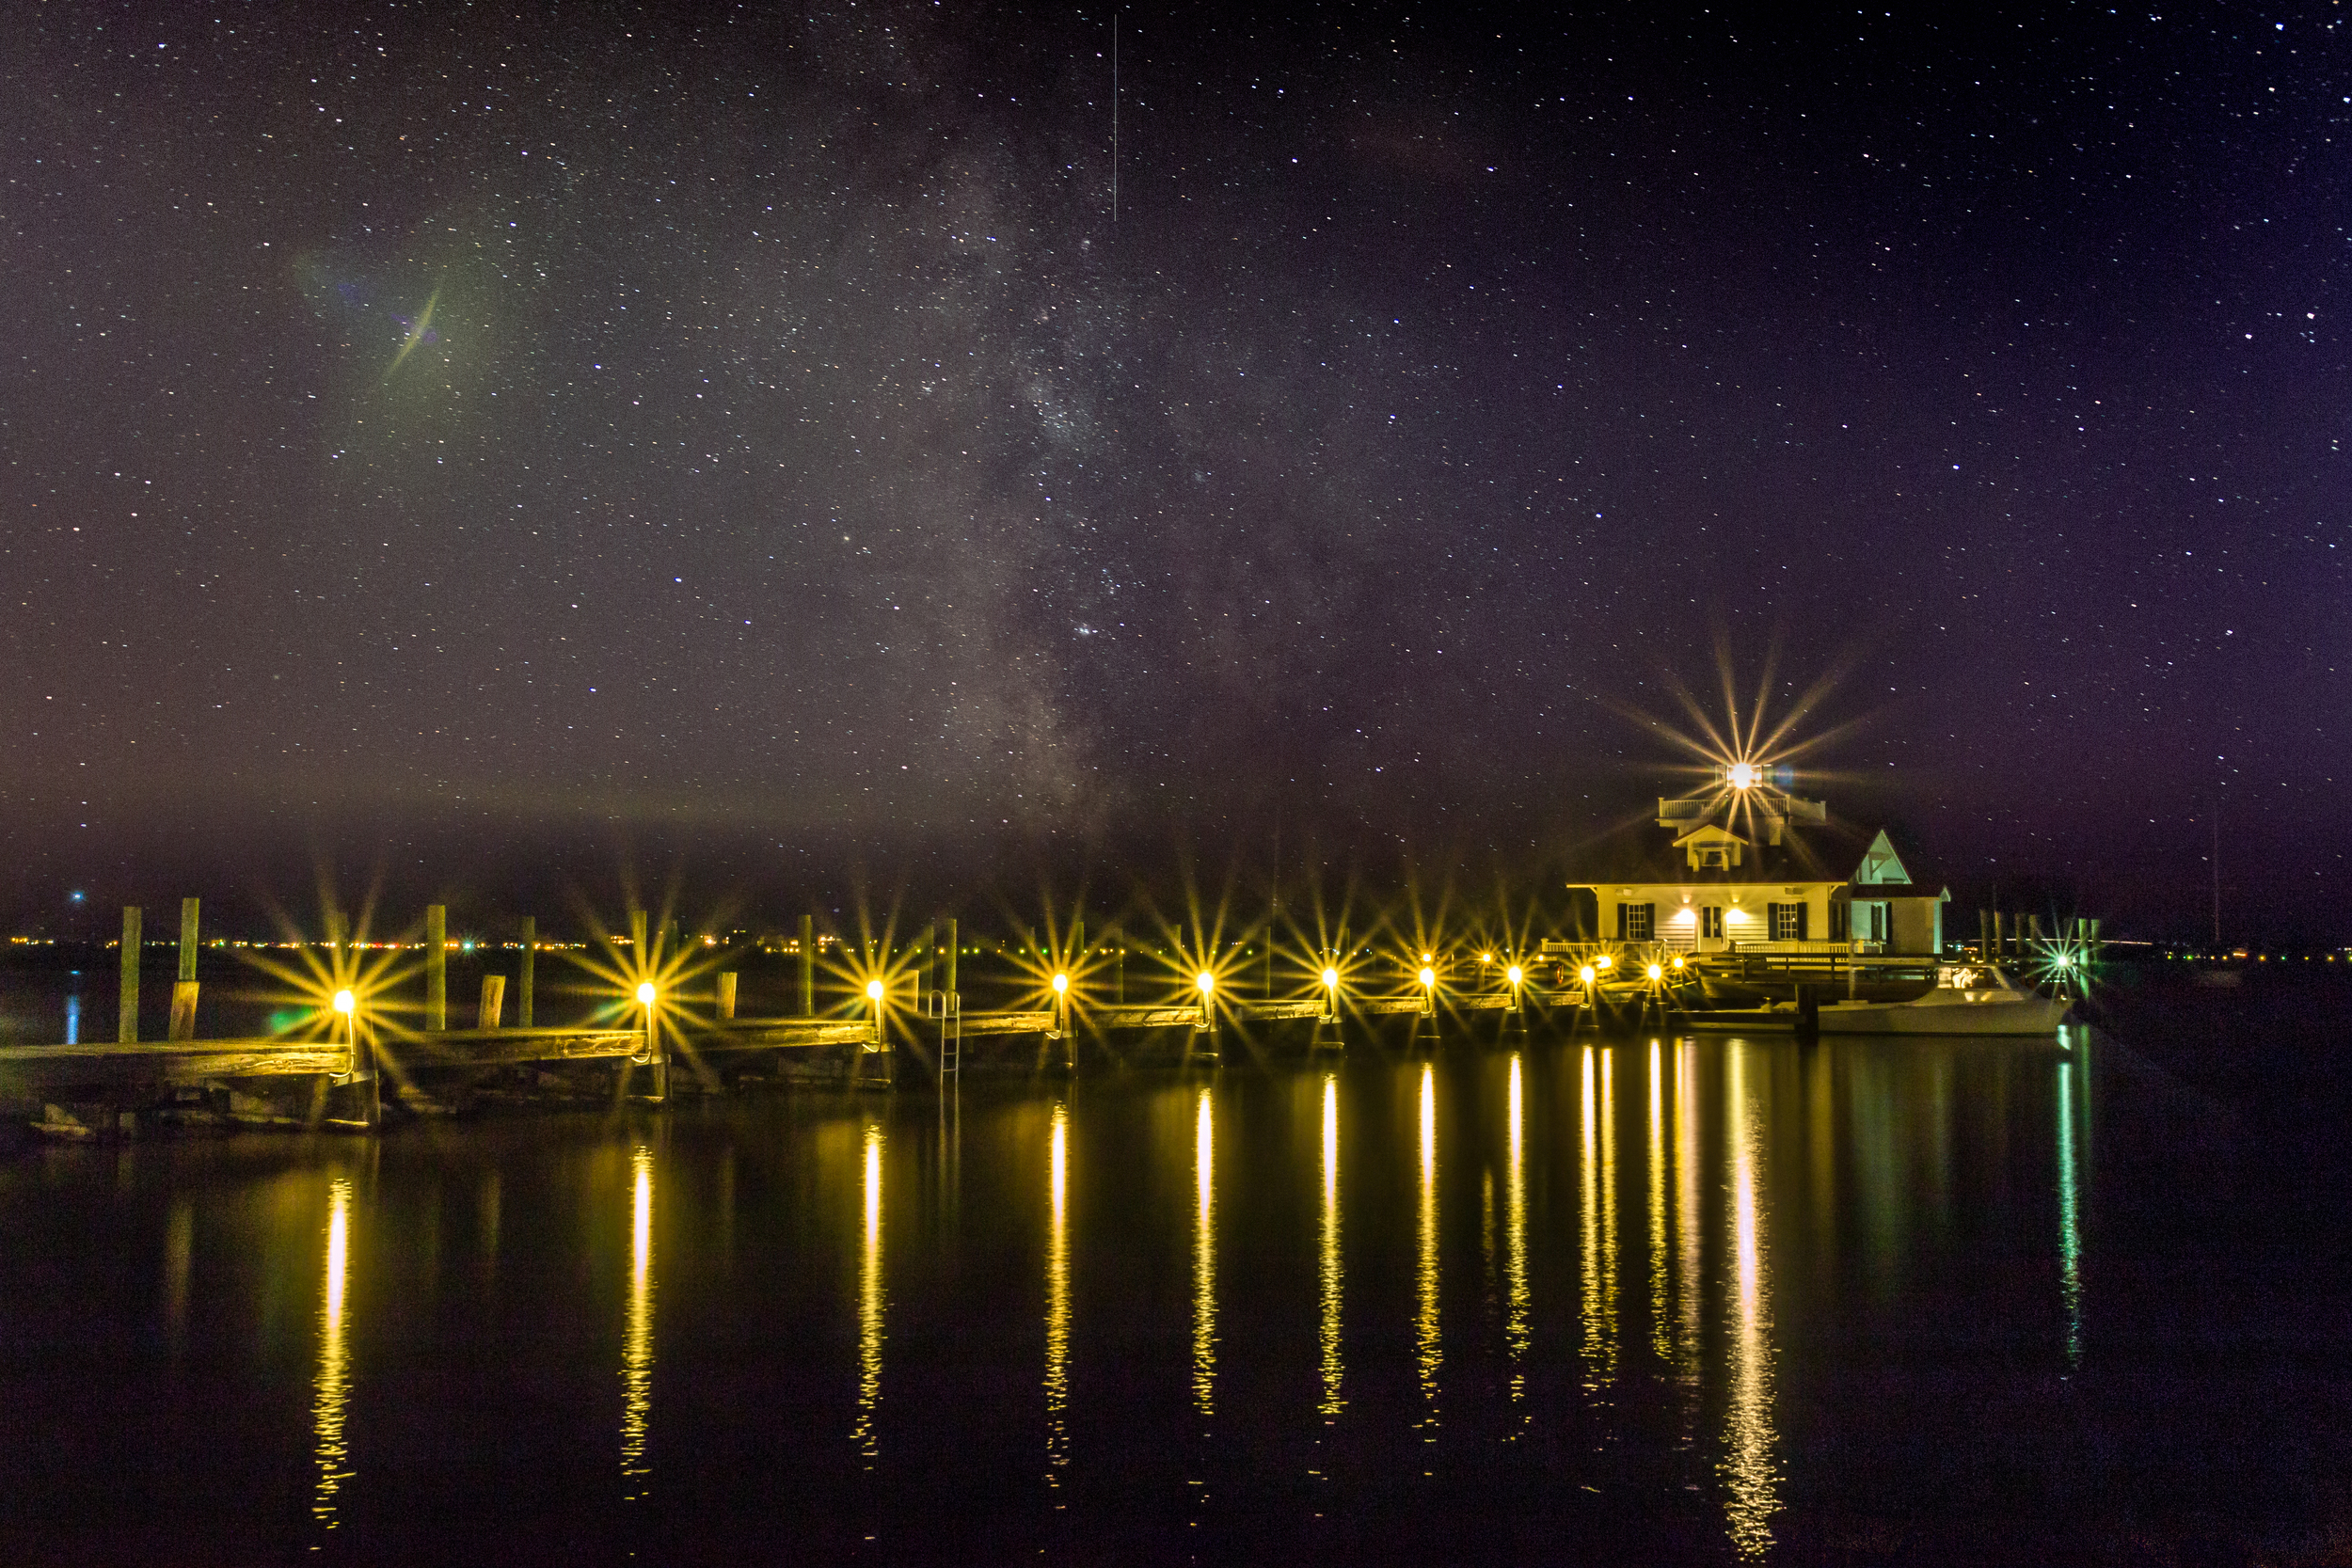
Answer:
[1503,1054,1528,1407]
[1677,1042,1701,1374]
[854,1121,884,1463]
[0,1033,2148,1561]
[1647,1039,1671,1364]
[620,1145,654,1495]
[1318,1072,1343,1418]
[1045,1101,1071,1482]
[1192,1086,1216,1417]
[1415,1063,1439,1427]
[311,1175,354,1530]
[2058,1054,2084,1370]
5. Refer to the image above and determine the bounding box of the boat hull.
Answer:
[1817,995,2071,1036]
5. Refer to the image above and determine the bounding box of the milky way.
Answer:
[3,4,2346,937]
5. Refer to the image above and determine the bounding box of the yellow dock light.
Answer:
[1052,972,1069,994]
[1671,956,1685,971]
[1196,970,1216,995]
[1579,965,1597,985]
[332,989,355,1015]
[866,978,885,1002]
[1646,962,1663,982]
[1596,954,1613,971]
[636,981,657,1006]
[1322,966,1340,990]
[1481,952,1494,964]
[1506,964,1523,986]
[1418,965,1436,989]
[1728,760,1758,790]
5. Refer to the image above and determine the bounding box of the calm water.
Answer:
[3,979,2348,1564]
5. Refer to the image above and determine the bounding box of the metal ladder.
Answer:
[930,919,962,1084]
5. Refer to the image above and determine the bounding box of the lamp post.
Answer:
[633,980,666,1102]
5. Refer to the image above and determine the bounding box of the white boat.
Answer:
[1816,964,2071,1036]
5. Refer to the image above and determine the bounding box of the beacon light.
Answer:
[332,989,355,1015]
[1419,966,1437,989]
[1322,967,1340,989]
[636,982,657,1006]
[1672,956,1686,971]
[1196,970,1216,995]
[1728,760,1758,790]
[1579,965,1597,985]
[1506,964,1523,986]
[866,978,884,1002]
[1481,952,1494,964]
[1646,963,1663,982]
[1596,954,1613,970]
[1052,973,1069,993]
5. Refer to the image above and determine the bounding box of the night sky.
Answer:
[4,3,2346,941]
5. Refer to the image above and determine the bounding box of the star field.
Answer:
[2,2,2346,939]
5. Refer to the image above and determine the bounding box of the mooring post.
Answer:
[517,916,536,1028]
[626,909,666,1101]
[118,906,141,1043]
[939,918,960,1082]
[478,974,506,1030]
[799,915,816,1016]
[716,971,738,1022]
[425,905,448,1030]
[168,897,200,1040]
[333,1003,381,1131]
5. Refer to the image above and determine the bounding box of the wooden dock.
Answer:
[0,989,1570,1138]
[2,896,1664,1137]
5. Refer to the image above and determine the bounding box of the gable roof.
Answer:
[1851,829,1911,885]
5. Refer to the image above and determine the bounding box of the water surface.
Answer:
[2,984,2346,1564]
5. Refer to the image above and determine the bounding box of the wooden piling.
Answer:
[799,914,816,1016]
[517,916,535,1028]
[118,906,141,1043]
[716,972,738,1022]
[425,905,448,1030]
[478,974,506,1030]
[168,897,200,1041]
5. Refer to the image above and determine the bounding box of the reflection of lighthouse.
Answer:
[1723,1044,1780,1559]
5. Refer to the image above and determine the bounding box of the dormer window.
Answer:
[1673,823,1747,871]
